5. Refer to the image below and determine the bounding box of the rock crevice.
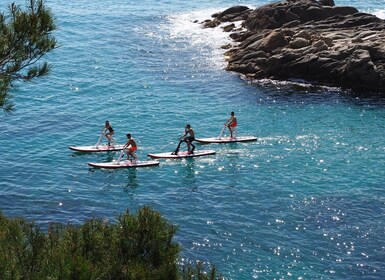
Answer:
[202,0,385,92]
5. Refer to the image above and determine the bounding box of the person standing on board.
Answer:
[123,133,138,162]
[102,120,114,146]
[225,111,237,138]
[173,124,195,155]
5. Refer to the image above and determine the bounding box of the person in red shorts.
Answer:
[123,133,138,162]
[225,111,237,138]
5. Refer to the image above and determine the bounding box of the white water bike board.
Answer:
[88,160,159,169]
[147,150,216,159]
[68,145,125,152]
[195,136,257,144]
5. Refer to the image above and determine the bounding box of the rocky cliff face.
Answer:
[201,0,385,93]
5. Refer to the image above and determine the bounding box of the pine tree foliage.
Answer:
[0,207,224,279]
[0,0,56,113]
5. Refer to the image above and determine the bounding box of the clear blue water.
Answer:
[1,0,385,279]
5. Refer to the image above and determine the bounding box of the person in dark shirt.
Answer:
[173,124,195,155]
[102,120,114,146]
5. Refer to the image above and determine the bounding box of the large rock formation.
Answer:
[201,0,385,92]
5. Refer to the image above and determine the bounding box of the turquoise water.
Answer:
[1,0,385,278]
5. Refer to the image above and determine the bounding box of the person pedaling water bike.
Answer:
[225,111,237,138]
[172,124,195,155]
[102,120,115,146]
[123,133,138,162]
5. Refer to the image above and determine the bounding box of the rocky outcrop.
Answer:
[201,0,385,92]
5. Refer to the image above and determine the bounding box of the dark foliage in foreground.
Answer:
[0,207,223,279]
[0,0,56,113]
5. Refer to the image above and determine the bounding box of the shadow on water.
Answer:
[70,150,120,159]
[178,159,199,198]
[105,153,117,162]
[249,79,385,107]
[87,165,138,191]
[70,151,92,158]
[221,143,243,188]
[124,168,138,190]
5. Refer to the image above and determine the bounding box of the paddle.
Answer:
[116,148,126,164]
[95,132,104,148]
[217,125,226,139]
[172,138,182,155]
[233,127,238,138]
[172,129,188,155]
[109,136,116,146]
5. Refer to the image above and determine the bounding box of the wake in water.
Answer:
[164,4,385,96]
[165,9,242,69]
[374,9,385,19]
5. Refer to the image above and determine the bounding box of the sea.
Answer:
[1,0,385,279]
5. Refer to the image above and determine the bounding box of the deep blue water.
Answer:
[1,0,385,279]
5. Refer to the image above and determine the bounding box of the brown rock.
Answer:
[200,0,385,92]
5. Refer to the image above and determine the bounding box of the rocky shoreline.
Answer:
[201,0,385,93]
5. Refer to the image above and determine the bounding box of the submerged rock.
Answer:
[201,0,385,92]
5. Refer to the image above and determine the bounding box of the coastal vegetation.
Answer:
[0,0,56,114]
[0,207,222,279]
[0,2,223,279]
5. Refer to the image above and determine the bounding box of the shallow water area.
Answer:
[1,0,385,279]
